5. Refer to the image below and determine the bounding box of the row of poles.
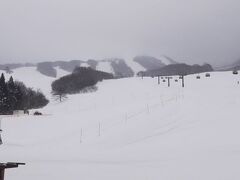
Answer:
[0,75,185,146]
[77,74,186,143]
[79,93,183,144]
[141,74,185,87]
[157,75,185,87]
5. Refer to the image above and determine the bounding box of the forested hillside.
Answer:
[0,73,49,114]
[51,67,114,100]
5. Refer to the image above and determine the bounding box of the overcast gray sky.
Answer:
[0,0,240,66]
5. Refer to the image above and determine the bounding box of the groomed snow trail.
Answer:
[1,71,240,180]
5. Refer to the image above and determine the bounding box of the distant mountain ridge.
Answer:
[0,55,188,78]
[133,55,178,70]
[142,63,213,77]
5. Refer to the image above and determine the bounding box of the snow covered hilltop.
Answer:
[0,56,216,83]
[0,66,240,179]
[0,56,182,78]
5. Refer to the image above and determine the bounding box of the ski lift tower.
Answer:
[0,163,25,180]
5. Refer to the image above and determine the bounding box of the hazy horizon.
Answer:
[1,0,240,66]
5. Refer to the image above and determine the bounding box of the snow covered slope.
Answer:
[1,71,240,180]
[1,56,179,78]
[133,55,178,71]
[55,67,71,78]
[79,62,90,68]
[0,67,69,98]
[158,55,178,65]
[125,59,146,74]
[96,61,114,74]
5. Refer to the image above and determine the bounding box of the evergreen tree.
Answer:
[0,74,49,114]
[0,73,5,114]
[14,81,25,110]
[0,73,10,114]
[7,76,17,111]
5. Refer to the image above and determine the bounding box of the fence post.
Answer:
[181,75,185,87]
[80,128,83,143]
[98,122,101,137]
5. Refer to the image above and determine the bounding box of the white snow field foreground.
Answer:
[1,71,240,180]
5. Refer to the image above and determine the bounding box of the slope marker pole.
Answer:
[98,122,101,137]
[80,128,83,143]
[158,76,160,85]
